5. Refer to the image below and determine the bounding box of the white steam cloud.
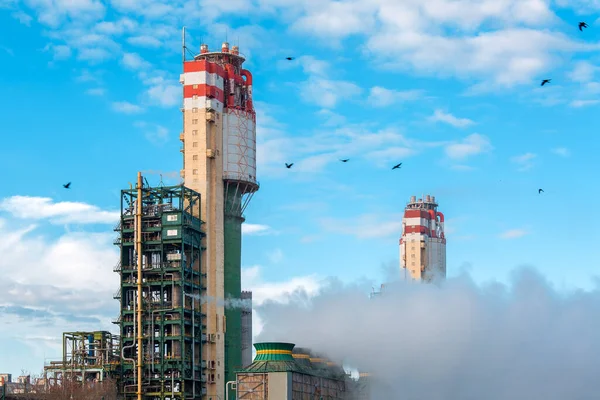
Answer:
[255,268,600,400]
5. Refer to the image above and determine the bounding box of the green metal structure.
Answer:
[223,186,243,390]
[114,183,205,399]
[43,331,120,389]
[223,180,257,399]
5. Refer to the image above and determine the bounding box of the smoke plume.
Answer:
[255,267,600,400]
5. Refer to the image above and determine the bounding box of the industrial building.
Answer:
[399,194,446,282]
[44,331,120,387]
[179,35,259,400]
[35,37,259,399]
[234,342,351,399]
[114,179,204,399]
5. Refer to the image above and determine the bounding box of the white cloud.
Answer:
[145,80,180,107]
[77,47,113,63]
[75,69,101,83]
[112,101,144,114]
[445,133,492,160]
[317,109,347,126]
[429,109,475,128]
[0,216,118,375]
[365,147,416,167]
[25,0,106,28]
[367,86,424,107]
[12,10,33,26]
[1,45,14,56]
[567,61,598,82]
[85,87,105,96]
[320,213,403,239]
[242,223,272,235]
[94,18,137,35]
[133,121,170,144]
[0,196,119,224]
[551,147,571,157]
[267,248,284,264]
[121,52,152,70]
[570,99,600,107]
[256,112,443,176]
[127,35,162,48]
[499,228,530,239]
[43,44,72,61]
[511,152,537,171]
[300,77,362,108]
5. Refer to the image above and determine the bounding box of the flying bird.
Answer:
[63,182,71,189]
[579,22,588,31]
[340,159,349,162]
[538,188,544,194]
[285,163,294,169]
[285,57,295,61]
[541,79,551,86]
[392,163,402,170]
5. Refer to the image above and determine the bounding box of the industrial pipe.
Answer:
[136,171,143,400]
[225,64,236,107]
[436,211,444,223]
[240,69,253,110]
[183,292,197,399]
[225,381,237,400]
[150,274,175,372]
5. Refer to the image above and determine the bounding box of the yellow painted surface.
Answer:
[256,350,293,355]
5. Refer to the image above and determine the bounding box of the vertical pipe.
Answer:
[136,172,143,400]
[223,185,243,398]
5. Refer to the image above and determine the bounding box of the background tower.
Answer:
[180,37,258,399]
[399,195,446,282]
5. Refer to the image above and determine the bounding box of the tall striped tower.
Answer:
[180,37,258,399]
[399,195,446,282]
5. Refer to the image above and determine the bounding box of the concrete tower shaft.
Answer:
[399,195,446,282]
[180,39,258,399]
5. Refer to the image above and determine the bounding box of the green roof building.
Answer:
[234,342,348,399]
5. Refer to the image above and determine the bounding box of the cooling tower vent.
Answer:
[253,342,295,362]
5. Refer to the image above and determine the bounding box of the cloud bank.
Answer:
[256,268,600,399]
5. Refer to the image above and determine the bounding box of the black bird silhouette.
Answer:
[541,79,551,86]
[285,57,295,61]
[538,188,544,194]
[392,163,402,170]
[579,22,588,31]
[63,182,71,189]
[340,159,349,162]
[285,163,293,169]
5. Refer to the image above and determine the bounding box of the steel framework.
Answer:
[114,181,206,399]
[43,331,120,389]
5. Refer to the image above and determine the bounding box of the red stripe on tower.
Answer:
[183,85,225,103]
[404,226,430,235]
[183,60,226,76]
[404,209,431,219]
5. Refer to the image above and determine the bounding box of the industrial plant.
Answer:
[0,35,446,400]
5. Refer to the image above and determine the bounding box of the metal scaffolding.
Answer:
[43,331,120,389]
[114,178,206,399]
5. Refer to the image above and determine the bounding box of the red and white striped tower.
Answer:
[180,37,258,400]
[399,195,446,282]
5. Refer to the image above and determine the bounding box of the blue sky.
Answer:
[1,0,600,377]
